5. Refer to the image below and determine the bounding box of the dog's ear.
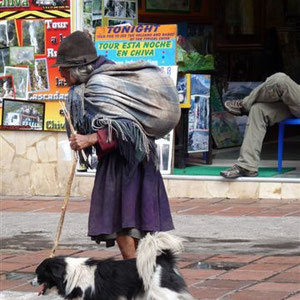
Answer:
[49,262,65,279]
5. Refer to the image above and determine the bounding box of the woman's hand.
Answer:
[69,133,97,150]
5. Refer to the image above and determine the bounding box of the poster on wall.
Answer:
[0,1,71,131]
[4,66,30,100]
[0,48,10,74]
[95,24,177,65]
[2,99,45,131]
[0,75,15,108]
[188,74,211,153]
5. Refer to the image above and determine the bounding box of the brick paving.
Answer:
[1,196,300,299]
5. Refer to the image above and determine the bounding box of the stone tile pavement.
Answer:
[1,196,300,299]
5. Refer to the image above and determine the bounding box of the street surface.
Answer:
[1,196,300,299]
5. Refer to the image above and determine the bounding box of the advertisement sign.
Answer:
[0,0,71,131]
[95,24,177,65]
[80,23,177,175]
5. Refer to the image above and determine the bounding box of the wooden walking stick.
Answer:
[49,155,77,257]
[49,101,79,258]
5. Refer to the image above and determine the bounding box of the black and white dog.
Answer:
[32,232,194,300]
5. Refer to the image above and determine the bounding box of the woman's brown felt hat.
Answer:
[52,31,98,68]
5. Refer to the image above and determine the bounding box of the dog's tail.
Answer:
[136,232,184,290]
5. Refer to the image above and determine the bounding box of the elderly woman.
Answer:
[53,31,180,259]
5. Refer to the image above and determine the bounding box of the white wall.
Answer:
[0,131,94,197]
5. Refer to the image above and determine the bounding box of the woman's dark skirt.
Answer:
[88,151,174,247]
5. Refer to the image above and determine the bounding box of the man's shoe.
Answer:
[224,100,245,116]
[220,165,258,179]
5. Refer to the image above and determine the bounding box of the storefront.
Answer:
[0,0,299,199]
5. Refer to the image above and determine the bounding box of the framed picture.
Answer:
[0,75,15,108]
[92,0,102,15]
[145,0,190,12]
[0,48,10,75]
[83,0,92,13]
[188,74,211,153]
[155,130,174,175]
[215,0,265,49]
[29,58,50,92]
[4,66,29,100]
[93,18,102,28]
[0,20,19,48]
[222,81,262,103]
[2,99,45,130]
[126,1,137,18]
[177,73,191,108]
[9,46,35,66]
[104,0,116,16]
[83,13,94,35]
[114,1,126,17]
[22,20,45,55]
[211,111,243,148]
[191,73,210,96]
[188,96,210,153]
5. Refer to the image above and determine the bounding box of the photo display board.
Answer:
[0,0,71,131]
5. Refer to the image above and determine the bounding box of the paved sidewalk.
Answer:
[1,196,300,299]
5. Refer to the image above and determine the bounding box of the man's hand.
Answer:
[69,133,97,150]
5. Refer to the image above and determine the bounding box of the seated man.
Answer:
[221,72,300,178]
